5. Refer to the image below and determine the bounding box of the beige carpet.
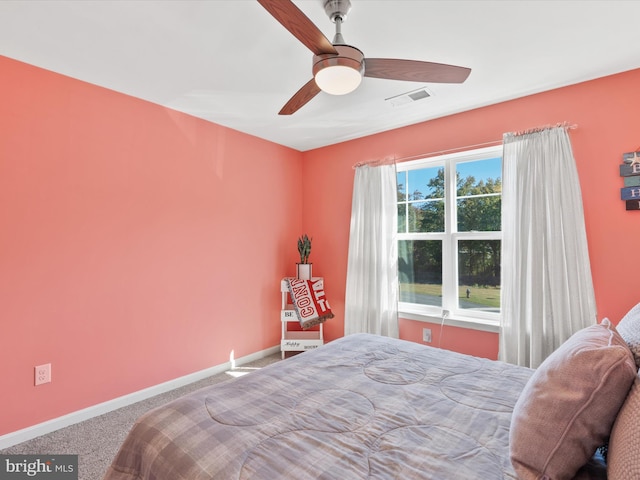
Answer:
[1,353,282,480]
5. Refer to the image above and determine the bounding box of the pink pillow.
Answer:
[607,374,640,479]
[509,319,636,480]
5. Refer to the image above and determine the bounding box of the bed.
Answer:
[103,324,640,480]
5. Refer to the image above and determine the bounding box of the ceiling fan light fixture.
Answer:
[315,65,361,95]
[313,44,364,95]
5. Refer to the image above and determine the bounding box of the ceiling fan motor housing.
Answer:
[323,0,352,23]
[312,44,364,78]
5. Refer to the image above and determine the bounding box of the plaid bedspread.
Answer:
[103,334,534,479]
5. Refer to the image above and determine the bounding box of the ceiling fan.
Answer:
[257,0,471,115]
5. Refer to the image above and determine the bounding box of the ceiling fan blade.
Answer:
[257,0,338,55]
[364,58,471,83]
[279,78,321,115]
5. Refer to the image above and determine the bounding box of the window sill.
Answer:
[398,310,500,334]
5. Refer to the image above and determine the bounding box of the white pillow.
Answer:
[615,302,640,368]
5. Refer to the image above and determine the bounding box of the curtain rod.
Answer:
[506,121,578,138]
[352,156,397,169]
[352,122,578,169]
[352,139,502,169]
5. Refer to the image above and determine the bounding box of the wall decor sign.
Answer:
[620,151,640,210]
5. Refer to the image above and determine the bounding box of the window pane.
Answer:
[398,168,444,233]
[398,204,406,233]
[397,171,407,201]
[409,200,444,233]
[399,240,442,307]
[457,196,501,232]
[456,157,502,197]
[408,167,443,200]
[456,157,502,232]
[458,240,501,313]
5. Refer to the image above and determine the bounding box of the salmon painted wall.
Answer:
[303,68,640,358]
[0,56,303,436]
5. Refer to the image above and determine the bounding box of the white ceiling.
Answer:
[1,0,640,151]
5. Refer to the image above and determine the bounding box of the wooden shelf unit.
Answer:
[280,278,324,358]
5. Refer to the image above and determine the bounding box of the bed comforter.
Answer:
[102,333,603,479]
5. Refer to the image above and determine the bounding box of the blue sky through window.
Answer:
[457,157,501,184]
[398,157,501,200]
[407,166,441,199]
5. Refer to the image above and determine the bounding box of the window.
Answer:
[396,146,502,325]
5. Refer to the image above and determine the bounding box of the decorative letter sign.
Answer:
[620,152,640,210]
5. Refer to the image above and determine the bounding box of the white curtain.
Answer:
[499,126,597,368]
[344,163,399,337]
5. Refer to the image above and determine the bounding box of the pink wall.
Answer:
[0,56,304,436]
[303,68,640,358]
[399,321,498,359]
[3,53,639,438]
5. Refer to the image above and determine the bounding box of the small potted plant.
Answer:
[297,234,313,280]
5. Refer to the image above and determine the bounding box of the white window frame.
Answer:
[397,145,503,332]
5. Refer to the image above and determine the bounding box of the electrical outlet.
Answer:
[35,363,51,386]
[422,328,432,343]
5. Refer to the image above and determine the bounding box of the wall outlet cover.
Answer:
[422,328,432,343]
[35,363,51,386]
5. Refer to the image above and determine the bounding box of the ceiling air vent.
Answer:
[385,87,433,107]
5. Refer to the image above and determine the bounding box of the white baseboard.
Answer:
[0,345,281,450]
